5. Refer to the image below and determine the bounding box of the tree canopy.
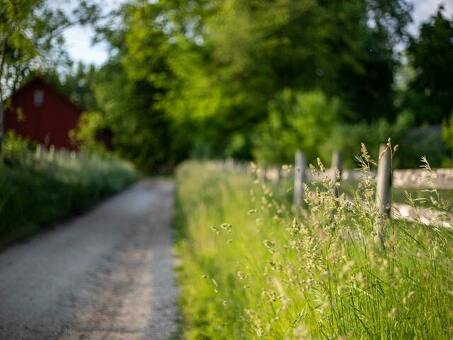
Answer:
[3,0,452,170]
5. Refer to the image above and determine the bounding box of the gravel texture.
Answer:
[0,179,178,340]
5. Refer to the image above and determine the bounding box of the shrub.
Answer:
[0,143,136,247]
[70,111,110,155]
[252,90,341,166]
[397,125,446,168]
[2,131,35,164]
[320,111,414,168]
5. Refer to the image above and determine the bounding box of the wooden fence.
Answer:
[291,145,452,229]
[219,144,453,230]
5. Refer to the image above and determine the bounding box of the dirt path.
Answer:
[0,180,178,340]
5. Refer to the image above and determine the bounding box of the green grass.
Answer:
[0,150,136,248]
[175,161,453,339]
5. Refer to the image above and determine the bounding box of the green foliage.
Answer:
[30,0,450,169]
[253,90,341,165]
[405,6,453,124]
[55,62,99,111]
[0,0,99,101]
[1,131,35,163]
[323,111,450,169]
[397,125,446,168]
[71,111,109,155]
[322,111,415,168]
[442,113,453,166]
[71,0,415,170]
[175,161,452,339]
[251,94,442,168]
[94,60,174,173]
[0,141,136,248]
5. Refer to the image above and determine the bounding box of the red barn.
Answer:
[4,77,81,150]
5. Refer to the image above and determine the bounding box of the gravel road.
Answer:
[0,179,178,340]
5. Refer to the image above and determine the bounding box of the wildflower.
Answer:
[237,271,248,280]
[264,240,276,250]
[210,225,220,234]
[268,261,277,271]
[220,223,232,232]
[265,289,279,302]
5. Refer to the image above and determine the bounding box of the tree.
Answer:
[81,2,180,172]
[93,59,173,172]
[320,0,412,122]
[76,0,413,169]
[1,0,43,149]
[405,6,453,124]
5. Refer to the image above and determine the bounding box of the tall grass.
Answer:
[175,158,452,338]
[0,140,136,247]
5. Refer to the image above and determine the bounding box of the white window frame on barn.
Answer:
[33,90,44,107]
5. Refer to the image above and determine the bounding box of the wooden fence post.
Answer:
[35,144,42,160]
[376,144,392,216]
[49,145,55,161]
[331,151,342,197]
[375,144,392,248]
[294,150,306,208]
[273,166,281,185]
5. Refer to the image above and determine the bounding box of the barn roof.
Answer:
[9,76,82,115]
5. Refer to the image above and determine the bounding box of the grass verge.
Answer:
[175,161,452,339]
[0,150,136,248]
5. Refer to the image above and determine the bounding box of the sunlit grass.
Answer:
[175,161,452,339]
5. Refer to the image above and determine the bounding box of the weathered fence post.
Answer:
[293,150,306,208]
[376,144,392,216]
[331,151,342,197]
[49,145,55,161]
[375,144,392,248]
[35,144,43,160]
[273,166,281,185]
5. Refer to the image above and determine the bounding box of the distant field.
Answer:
[175,161,452,339]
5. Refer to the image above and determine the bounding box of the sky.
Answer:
[63,0,453,66]
[61,0,125,66]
